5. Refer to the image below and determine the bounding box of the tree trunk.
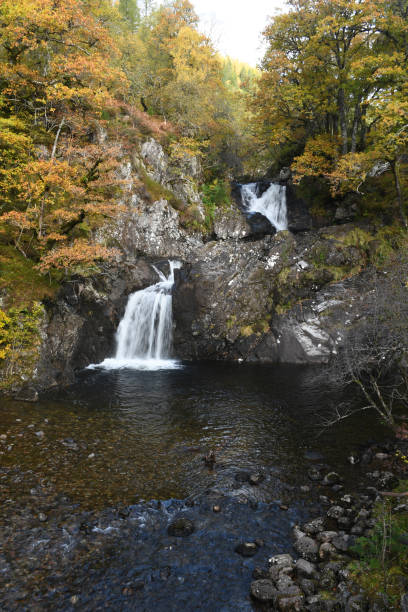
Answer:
[391,158,407,228]
[351,99,361,153]
[338,88,348,155]
[359,107,367,150]
[51,117,65,160]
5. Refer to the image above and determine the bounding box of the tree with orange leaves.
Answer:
[0,0,127,272]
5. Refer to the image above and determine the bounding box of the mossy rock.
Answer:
[0,245,58,309]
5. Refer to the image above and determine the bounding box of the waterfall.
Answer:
[241,183,288,232]
[92,261,182,371]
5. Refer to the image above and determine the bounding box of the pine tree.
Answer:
[119,0,140,31]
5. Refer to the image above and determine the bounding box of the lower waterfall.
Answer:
[92,260,182,371]
[241,183,288,232]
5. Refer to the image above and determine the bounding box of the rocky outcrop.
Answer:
[173,223,374,365]
[213,205,252,240]
[140,138,203,209]
[1,130,384,396]
[99,198,203,262]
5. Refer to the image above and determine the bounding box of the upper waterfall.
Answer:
[92,261,182,371]
[241,183,288,232]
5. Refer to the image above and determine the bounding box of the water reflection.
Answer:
[1,363,386,510]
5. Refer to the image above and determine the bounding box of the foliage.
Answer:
[252,0,408,222]
[201,179,231,228]
[0,310,11,360]
[350,488,408,605]
[0,0,128,273]
[0,245,58,309]
[220,56,259,93]
[326,249,408,430]
[0,302,44,389]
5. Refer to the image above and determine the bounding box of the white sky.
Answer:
[191,0,288,66]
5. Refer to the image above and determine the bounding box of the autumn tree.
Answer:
[252,0,408,222]
[0,0,126,272]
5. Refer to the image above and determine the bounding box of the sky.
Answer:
[191,0,288,66]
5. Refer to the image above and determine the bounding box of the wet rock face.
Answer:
[213,206,252,240]
[4,136,379,395]
[31,259,160,391]
[101,199,203,262]
[173,224,370,364]
[141,138,202,208]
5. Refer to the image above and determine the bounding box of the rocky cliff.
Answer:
[0,136,390,397]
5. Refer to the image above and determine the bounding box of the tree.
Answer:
[0,0,127,272]
[252,0,408,223]
[325,254,408,431]
[119,0,140,31]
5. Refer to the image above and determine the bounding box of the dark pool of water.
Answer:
[0,363,388,610]
[0,363,386,509]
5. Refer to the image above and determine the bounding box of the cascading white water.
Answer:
[91,261,182,371]
[241,183,288,232]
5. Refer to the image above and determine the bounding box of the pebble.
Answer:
[35,431,45,439]
[327,505,344,519]
[38,513,47,522]
[308,467,322,482]
[167,518,195,537]
[322,471,341,486]
[235,542,258,557]
[249,472,264,486]
[250,579,277,602]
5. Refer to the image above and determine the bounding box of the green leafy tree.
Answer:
[119,0,140,31]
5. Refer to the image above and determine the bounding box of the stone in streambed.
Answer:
[327,505,344,520]
[269,553,294,568]
[303,517,324,535]
[167,518,195,537]
[293,536,318,562]
[252,567,269,580]
[308,467,323,482]
[322,472,342,486]
[319,541,336,561]
[332,534,354,553]
[235,541,258,557]
[317,530,338,543]
[276,588,304,611]
[300,578,317,596]
[319,495,331,506]
[250,579,277,603]
[295,558,316,578]
[249,472,264,486]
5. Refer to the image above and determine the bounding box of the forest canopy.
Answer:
[0,0,407,281]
